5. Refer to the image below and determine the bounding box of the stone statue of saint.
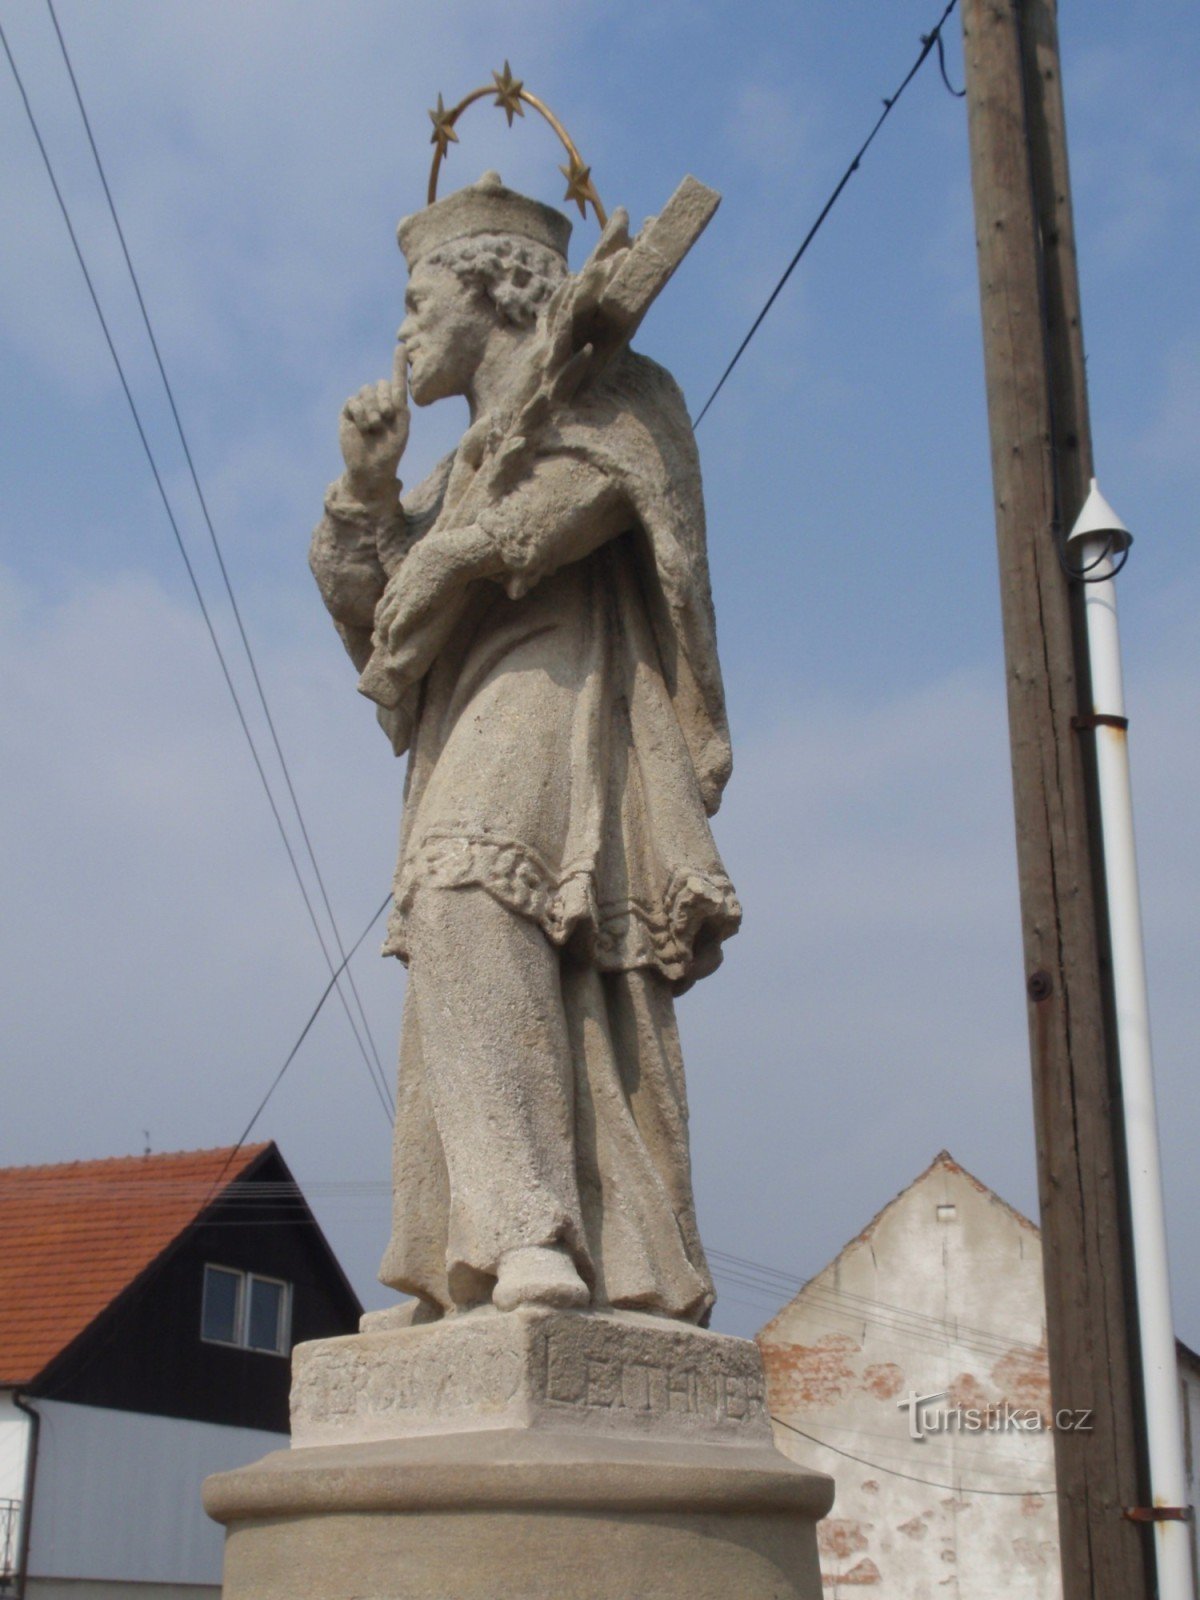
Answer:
[310,172,740,1324]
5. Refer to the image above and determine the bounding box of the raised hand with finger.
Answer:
[338,342,410,507]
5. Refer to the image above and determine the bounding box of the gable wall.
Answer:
[759,1162,1061,1597]
[31,1161,360,1432]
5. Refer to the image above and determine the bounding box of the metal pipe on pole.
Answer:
[960,0,1152,1593]
[1067,488,1195,1598]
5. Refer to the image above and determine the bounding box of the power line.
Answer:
[714,1278,1044,1373]
[713,1268,1019,1365]
[40,0,392,1117]
[221,898,391,1169]
[205,894,392,1202]
[709,1246,1047,1364]
[712,1242,1046,1354]
[691,0,962,429]
[7,0,964,1135]
[771,1415,1058,1498]
[711,1246,1037,1350]
[42,0,391,1115]
[0,14,393,1123]
[13,1152,1044,1367]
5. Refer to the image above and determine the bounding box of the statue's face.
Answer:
[399,261,492,406]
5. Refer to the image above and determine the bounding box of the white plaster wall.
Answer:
[759,1160,1062,1598]
[25,1401,283,1585]
[0,1392,32,1502]
[0,1390,32,1587]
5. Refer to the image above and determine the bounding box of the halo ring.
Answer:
[428,68,607,227]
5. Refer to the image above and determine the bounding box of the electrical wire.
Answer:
[771,1414,1058,1497]
[716,1280,1043,1372]
[2,25,1083,1503]
[206,894,392,1199]
[42,0,391,1114]
[716,1274,1024,1365]
[0,15,393,1123]
[3,1159,1041,1363]
[3,4,1007,1196]
[691,0,962,429]
[710,1244,1045,1353]
[12,1155,1044,1367]
[935,27,967,99]
[709,1246,1047,1363]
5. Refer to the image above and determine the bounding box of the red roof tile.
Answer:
[0,1143,270,1386]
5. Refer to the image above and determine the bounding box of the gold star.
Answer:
[559,154,599,219]
[428,93,459,160]
[491,62,525,127]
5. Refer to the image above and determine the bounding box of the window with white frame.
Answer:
[201,1264,292,1355]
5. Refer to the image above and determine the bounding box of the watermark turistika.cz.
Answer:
[898,1390,1094,1442]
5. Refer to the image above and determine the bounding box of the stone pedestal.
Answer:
[204,1307,833,1599]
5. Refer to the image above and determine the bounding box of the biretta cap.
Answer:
[397,171,572,267]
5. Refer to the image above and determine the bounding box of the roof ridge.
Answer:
[0,1141,271,1178]
[754,1150,1037,1340]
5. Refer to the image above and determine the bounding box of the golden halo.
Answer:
[427,63,607,227]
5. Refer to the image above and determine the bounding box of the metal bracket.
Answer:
[1123,1506,1194,1524]
[1071,713,1129,733]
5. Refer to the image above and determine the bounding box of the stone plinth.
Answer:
[204,1307,833,1599]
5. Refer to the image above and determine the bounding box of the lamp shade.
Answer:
[1066,476,1133,554]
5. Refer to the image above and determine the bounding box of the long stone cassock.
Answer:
[310,346,740,1323]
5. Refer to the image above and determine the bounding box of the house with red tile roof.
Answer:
[0,1142,361,1599]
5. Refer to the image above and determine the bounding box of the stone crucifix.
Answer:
[309,160,739,1324]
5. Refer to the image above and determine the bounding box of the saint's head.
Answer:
[396,172,571,406]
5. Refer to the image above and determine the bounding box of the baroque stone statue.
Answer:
[309,170,741,1325]
[209,105,833,1596]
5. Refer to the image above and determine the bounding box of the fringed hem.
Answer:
[383,828,741,985]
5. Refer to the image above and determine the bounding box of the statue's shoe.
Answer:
[492,1245,589,1311]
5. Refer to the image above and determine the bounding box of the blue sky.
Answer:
[2,0,1197,1352]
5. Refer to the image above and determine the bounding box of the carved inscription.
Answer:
[541,1326,765,1428]
[293,1333,524,1430]
[291,1314,772,1444]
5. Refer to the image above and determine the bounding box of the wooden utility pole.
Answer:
[960,2,1151,1596]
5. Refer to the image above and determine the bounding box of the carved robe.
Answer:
[312,351,739,1322]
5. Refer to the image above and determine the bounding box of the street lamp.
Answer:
[1066,480,1194,1597]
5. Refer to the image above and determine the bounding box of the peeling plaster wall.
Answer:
[758,1157,1061,1598]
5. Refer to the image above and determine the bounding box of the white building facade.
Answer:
[0,1144,361,1599]
[1,1398,282,1599]
[760,1153,1064,1597]
[759,1151,1200,1597]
